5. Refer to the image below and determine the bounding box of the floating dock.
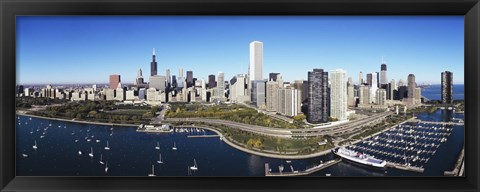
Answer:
[265,159,341,176]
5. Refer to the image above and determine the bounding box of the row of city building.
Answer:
[16,41,455,125]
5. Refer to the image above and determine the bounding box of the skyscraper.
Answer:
[307,69,329,124]
[330,69,347,121]
[251,80,266,108]
[149,75,166,92]
[135,68,144,86]
[380,63,387,85]
[208,74,216,89]
[371,73,378,103]
[217,72,225,99]
[150,48,157,76]
[359,71,363,85]
[376,89,387,105]
[179,68,183,78]
[166,69,171,85]
[407,74,416,105]
[186,71,193,88]
[390,79,396,100]
[441,71,453,104]
[266,80,279,112]
[269,72,280,82]
[109,74,121,89]
[248,41,263,95]
[366,73,372,86]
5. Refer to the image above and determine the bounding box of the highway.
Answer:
[163,111,394,138]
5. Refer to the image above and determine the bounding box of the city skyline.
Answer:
[17,16,464,85]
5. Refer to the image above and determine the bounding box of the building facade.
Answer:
[441,71,453,104]
[307,69,329,123]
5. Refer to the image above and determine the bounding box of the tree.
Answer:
[88,110,97,117]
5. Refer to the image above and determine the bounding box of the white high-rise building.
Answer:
[216,72,225,99]
[370,72,378,103]
[230,74,248,103]
[330,69,347,121]
[248,41,263,96]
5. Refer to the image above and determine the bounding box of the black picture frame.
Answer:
[1,0,479,191]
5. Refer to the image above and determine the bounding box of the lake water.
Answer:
[421,84,464,101]
[16,109,464,176]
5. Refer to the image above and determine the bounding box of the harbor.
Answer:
[15,107,465,176]
[344,118,460,174]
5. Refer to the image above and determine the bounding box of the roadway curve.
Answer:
[163,111,394,138]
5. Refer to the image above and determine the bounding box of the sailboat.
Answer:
[32,140,38,150]
[89,147,94,157]
[99,154,105,164]
[155,142,160,150]
[190,159,198,171]
[104,141,110,150]
[172,142,177,150]
[78,150,82,155]
[157,153,163,164]
[105,161,109,173]
[148,165,156,176]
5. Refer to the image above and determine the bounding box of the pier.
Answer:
[187,135,220,138]
[265,159,341,176]
[414,120,464,126]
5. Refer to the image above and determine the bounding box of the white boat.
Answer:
[105,161,109,173]
[30,128,33,134]
[96,140,100,143]
[78,150,82,155]
[40,135,45,139]
[148,165,156,176]
[333,147,386,168]
[155,142,160,150]
[89,147,94,157]
[104,141,110,150]
[157,153,163,164]
[286,160,292,163]
[172,142,177,150]
[99,154,105,164]
[32,140,38,150]
[22,153,28,157]
[87,139,91,142]
[190,159,198,171]
[29,117,32,120]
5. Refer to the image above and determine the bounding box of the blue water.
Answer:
[421,84,464,101]
[16,109,464,176]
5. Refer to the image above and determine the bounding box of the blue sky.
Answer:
[17,16,464,85]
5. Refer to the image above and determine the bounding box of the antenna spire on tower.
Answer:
[153,48,155,55]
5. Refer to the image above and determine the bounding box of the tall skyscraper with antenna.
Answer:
[150,48,158,77]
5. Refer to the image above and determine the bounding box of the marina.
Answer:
[344,119,459,173]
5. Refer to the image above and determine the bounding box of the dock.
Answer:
[265,159,341,176]
[187,135,220,138]
[386,162,424,173]
[414,120,464,126]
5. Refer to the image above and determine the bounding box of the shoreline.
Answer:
[16,112,138,127]
[174,124,332,160]
[18,112,333,160]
